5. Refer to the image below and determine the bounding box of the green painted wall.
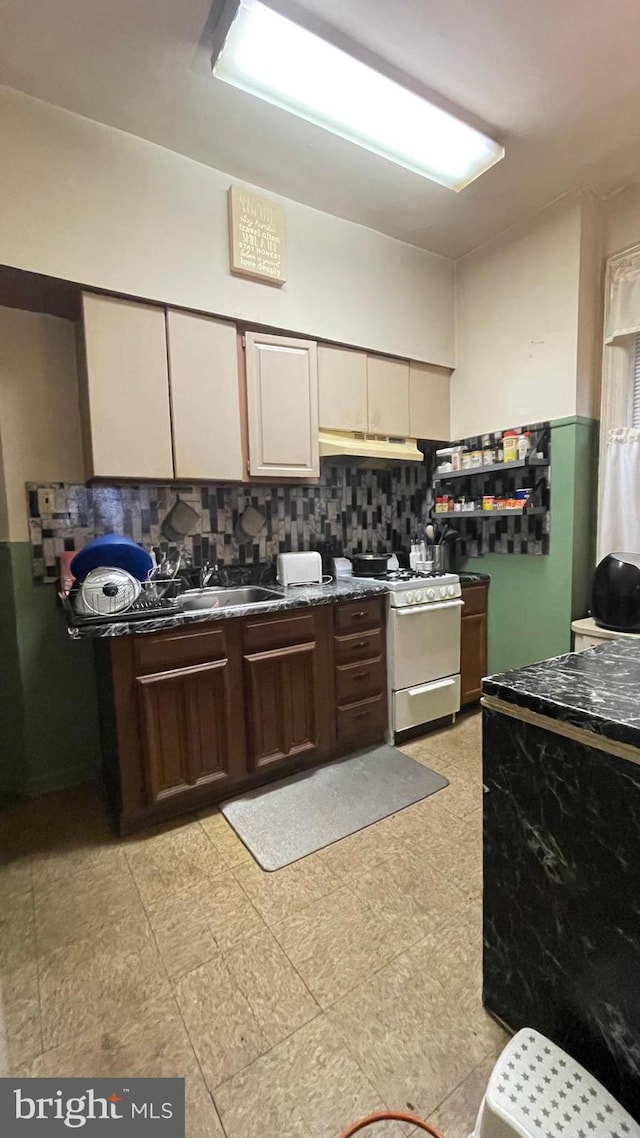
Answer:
[0,542,100,796]
[460,418,598,676]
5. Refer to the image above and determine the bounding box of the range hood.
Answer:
[319,430,423,465]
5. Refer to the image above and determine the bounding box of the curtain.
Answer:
[597,428,640,561]
[605,246,640,343]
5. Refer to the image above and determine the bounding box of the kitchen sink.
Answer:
[180,585,282,612]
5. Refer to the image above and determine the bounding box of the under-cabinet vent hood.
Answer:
[319,430,423,465]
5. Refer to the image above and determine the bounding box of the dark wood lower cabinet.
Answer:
[460,582,489,706]
[103,598,382,834]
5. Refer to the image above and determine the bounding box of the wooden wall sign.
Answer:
[228,185,287,286]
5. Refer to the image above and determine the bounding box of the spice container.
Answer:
[483,446,496,465]
[461,452,473,469]
[502,430,518,462]
[517,432,531,460]
[483,495,495,511]
[469,450,483,467]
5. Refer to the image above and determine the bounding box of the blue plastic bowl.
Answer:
[70,535,153,582]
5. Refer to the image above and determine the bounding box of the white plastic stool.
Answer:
[471,1027,640,1138]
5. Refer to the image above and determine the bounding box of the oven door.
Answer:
[388,598,462,692]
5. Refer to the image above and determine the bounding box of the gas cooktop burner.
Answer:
[360,568,454,583]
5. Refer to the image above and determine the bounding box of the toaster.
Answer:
[276,551,323,587]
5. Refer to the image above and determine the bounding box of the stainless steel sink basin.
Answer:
[180,586,282,612]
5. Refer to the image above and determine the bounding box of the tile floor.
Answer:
[0,708,508,1138]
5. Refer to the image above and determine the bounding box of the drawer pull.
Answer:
[356,640,370,648]
[351,611,367,619]
[353,671,368,680]
[354,709,371,719]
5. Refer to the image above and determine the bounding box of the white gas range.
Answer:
[353,569,462,740]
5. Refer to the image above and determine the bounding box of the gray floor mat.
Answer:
[220,744,448,870]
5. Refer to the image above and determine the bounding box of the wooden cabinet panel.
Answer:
[335,657,384,704]
[367,355,410,437]
[167,310,243,481]
[409,361,451,441]
[244,642,318,771]
[335,629,383,666]
[335,598,384,633]
[137,659,245,804]
[460,609,488,706]
[245,332,319,478]
[79,293,173,479]
[243,611,316,653]
[134,625,228,674]
[337,694,386,743]
[318,345,367,431]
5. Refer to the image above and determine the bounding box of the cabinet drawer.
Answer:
[336,657,384,705]
[335,628,383,665]
[337,694,386,742]
[461,585,487,616]
[335,598,383,633]
[134,625,228,674]
[243,611,316,652]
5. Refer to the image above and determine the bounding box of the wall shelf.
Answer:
[435,507,547,520]
[433,457,549,483]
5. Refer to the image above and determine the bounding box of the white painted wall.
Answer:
[0,87,454,367]
[603,183,640,256]
[452,196,587,439]
[0,307,85,542]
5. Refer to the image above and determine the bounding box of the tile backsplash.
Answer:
[27,461,434,582]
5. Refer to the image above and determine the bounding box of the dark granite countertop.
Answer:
[483,638,640,750]
[67,577,388,639]
[458,572,491,585]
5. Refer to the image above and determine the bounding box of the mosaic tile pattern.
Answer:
[27,462,435,582]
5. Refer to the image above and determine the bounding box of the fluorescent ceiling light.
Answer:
[212,0,504,191]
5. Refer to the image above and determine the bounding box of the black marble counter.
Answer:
[458,572,491,585]
[483,638,640,750]
[67,577,388,639]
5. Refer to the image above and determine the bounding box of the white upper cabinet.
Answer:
[245,332,319,478]
[409,361,451,441]
[367,355,410,437]
[79,294,173,480]
[167,310,243,482]
[318,345,368,432]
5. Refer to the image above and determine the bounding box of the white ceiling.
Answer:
[2,0,640,258]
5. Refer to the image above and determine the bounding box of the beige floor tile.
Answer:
[317,818,405,885]
[215,1014,411,1138]
[353,846,467,951]
[197,808,256,869]
[147,872,265,979]
[385,795,452,847]
[39,914,170,1050]
[24,786,120,889]
[0,888,35,970]
[34,855,143,954]
[233,855,339,927]
[124,819,227,908]
[226,926,319,1046]
[0,959,42,1067]
[174,953,268,1089]
[273,886,406,1009]
[0,855,32,905]
[427,1055,496,1138]
[327,937,503,1122]
[420,811,483,899]
[436,773,484,820]
[30,992,225,1138]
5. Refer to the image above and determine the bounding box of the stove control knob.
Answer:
[427,588,436,600]
[414,590,423,603]
[405,591,415,604]
[447,585,456,597]
[439,586,447,598]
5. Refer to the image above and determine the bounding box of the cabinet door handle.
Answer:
[351,611,367,619]
[356,640,370,649]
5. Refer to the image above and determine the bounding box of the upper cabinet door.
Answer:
[409,361,451,441]
[79,294,173,480]
[167,311,243,482]
[318,345,367,432]
[245,332,319,478]
[367,355,410,437]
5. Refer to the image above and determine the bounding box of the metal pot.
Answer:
[352,552,390,577]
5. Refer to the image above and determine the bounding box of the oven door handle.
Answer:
[394,599,464,615]
[407,677,458,697]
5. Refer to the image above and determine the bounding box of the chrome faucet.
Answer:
[200,561,219,588]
